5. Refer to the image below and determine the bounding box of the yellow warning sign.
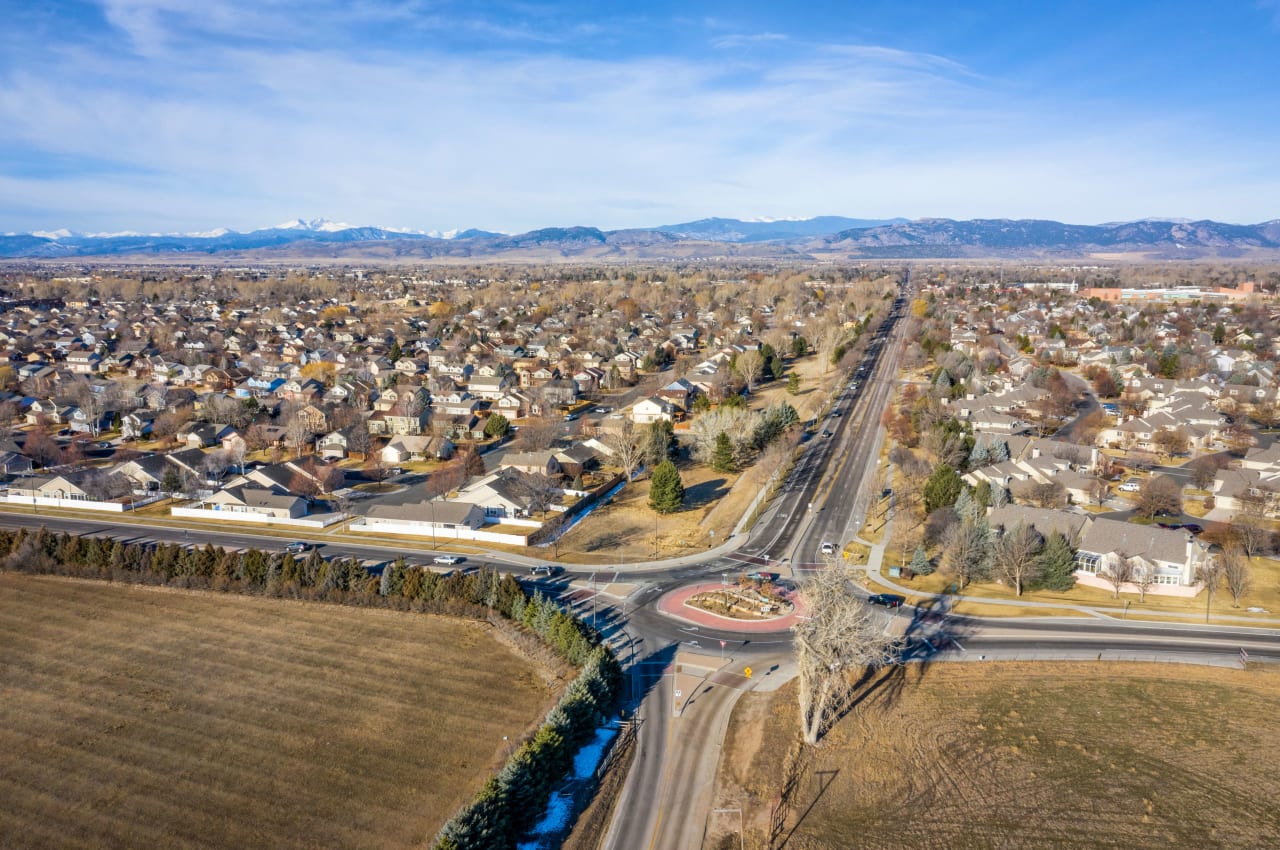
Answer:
[744,667,753,679]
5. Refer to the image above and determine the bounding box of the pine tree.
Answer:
[968,438,990,467]
[1031,531,1077,591]
[991,440,1010,462]
[648,460,685,514]
[786,371,801,396]
[710,432,737,474]
[161,466,181,496]
[910,545,933,575]
[923,465,963,513]
[954,487,975,522]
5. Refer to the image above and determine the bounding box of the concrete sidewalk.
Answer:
[855,482,1280,629]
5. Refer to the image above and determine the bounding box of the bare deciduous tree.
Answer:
[1102,553,1135,599]
[1131,560,1157,603]
[991,521,1043,596]
[1219,547,1252,608]
[1025,480,1067,509]
[795,567,901,744]
[734,349,764,394]
[1196,556,1225,622]
[515,416,560,451]
[1136,474,1182,519]
[1232,514,1274,558]
[604,418,645,482]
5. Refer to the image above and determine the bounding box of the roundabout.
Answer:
[656,581,807,633]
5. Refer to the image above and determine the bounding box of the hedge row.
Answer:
[433,645,621,850]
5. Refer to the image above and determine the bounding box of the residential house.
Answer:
[1074,516,1209,592]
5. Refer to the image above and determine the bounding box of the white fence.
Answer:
[350,517,539,546]
[6,493,164,513]
[171,507,344,529]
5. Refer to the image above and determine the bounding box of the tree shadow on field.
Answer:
[683,477,728,510]
[778,769,840,849]
[828,594,978,731]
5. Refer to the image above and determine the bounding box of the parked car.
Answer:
[433,555,463,565]
[1118,480,1141,492]
[284,541,310,554]
[867,593,905,609]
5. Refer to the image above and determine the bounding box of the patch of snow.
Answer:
[523,791,572,838]
[518,724,621,848]
[572,724,619,778]
[32,229,74,239]
[270,217,354,231]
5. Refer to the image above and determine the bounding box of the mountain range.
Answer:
[3,216,1279,261]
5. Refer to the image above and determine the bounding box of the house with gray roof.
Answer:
[1074,516,1208,594]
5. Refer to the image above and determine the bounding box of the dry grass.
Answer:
[0,573,558,850]
[897,557,1280,622]
[713,662,1280,849]
[556,463,755,563]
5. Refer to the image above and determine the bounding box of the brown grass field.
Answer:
[0,573,558,850]
[713,662,1280,850]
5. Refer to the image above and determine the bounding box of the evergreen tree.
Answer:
[909,545,934,575]
[484,413,510,439]
[161,466,181,496]
[1031,531,1077,591]
[643,420,675,468]
[968,438,990,467]
[990,439,1010,462]
[973,479,993,510]
[923,464,963,513]
[786,371,801,396]
[648,460,684,514]
[710,432,737,474]
[991,485,1010,508]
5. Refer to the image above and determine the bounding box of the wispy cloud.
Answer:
[0,1,1274,232]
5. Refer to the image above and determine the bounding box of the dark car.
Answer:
[867,593,905,609]
[821,429,833,438]
[1183,523,1204,535]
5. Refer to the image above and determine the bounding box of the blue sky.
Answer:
[1,0,1278,234]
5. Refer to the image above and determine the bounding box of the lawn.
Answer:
[711,662,1280,850]
[0,573,558,850]
[893,556,1280,622]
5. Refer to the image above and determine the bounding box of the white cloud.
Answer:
[0,3,1275,231]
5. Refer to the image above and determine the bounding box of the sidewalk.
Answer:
[856,490,1280,629]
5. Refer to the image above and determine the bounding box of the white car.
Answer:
[433,555,463,565]
[1118,481,1141,493]
[820,541,837,556]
